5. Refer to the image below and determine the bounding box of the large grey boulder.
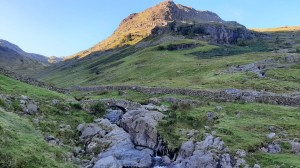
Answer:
[26,103,38,115]
[104,109,123,124]
[178,141,195,159]
[290,141,300,155]
[267,144,281,153]
[171,135,228,168]
[141,103,168,112]
[172,150,217,168]
[225,88,241,96]
[120,110,164,150]
[84,119,153,168]
[266,132,276,139]
[93,156,122,168]
[220,154,232,168]
[79,123,103,139]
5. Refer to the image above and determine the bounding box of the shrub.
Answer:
[90,102,106,116]
[166,44,178,51]
[0,99,6,107]
[295,44,300,53]
[157,46,165,50]
[69,103,82,110]
[171,102,194,111]
[12,100,21,111]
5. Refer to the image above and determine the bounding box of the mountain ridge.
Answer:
[0,39,63,64]
[0,39,63,76]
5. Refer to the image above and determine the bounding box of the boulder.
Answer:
[52,99,60,105]
[26,103,38,115]
[80,124,103,139]
[120,110,164,150]
[290,141,300,155]
[266,132,276,139]
[235,158,247,167]
[171,135,230,168]
[142,103,168,112]
[215,106,223,111]
[253,164,261,168]
[220,154,232,168]
[172,151,217,168]
[104,109,123,124]
[225,88,241,95]
[161,156,171,165]
[195,135,224,151]
[267,144,281,153]
[82,119,153,168]
[20,95,28,100]
[76,124,85,132]
[206,112,216,121]
[178,141,195,159]
[93,156,122,168]
[236,149,247,158]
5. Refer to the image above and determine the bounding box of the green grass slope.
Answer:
[0,109,74,168]
[0,74,97,167]
[40,31,300,93]
[0,74,67,101]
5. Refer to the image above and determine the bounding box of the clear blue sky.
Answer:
[0,0,299,57]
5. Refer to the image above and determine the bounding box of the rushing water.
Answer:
[153,156,167,168]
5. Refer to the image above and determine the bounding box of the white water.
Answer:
[153,156,167,168]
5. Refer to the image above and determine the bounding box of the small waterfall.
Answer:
[152,156,167,168]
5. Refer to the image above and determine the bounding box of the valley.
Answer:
[0,1,300,168]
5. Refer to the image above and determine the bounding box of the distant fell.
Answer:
[251,26,300,32]
[0,39,62,75]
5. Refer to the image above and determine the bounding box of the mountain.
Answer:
[38,1,299,94]
[67,1,251,59]
[0,39,62,75]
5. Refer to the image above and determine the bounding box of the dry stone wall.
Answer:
[0,67,68,93]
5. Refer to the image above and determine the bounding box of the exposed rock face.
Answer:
[104,109,123,124]
[120,110,164,150]
[79,124,102,139]
[170,134,249,168]
[78,119,153,168]
[93,156,122,168]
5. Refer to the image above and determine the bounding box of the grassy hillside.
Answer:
[39,31,300,93]
[0,109,74,168]
[0,74,67,101]
[0,74,96,168]
[251,26,300,32]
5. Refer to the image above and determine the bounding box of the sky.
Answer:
[0,0,299,57]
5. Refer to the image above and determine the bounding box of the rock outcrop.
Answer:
[170,134,249,168]
[120,110,164,151]
[77,118,153,168]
